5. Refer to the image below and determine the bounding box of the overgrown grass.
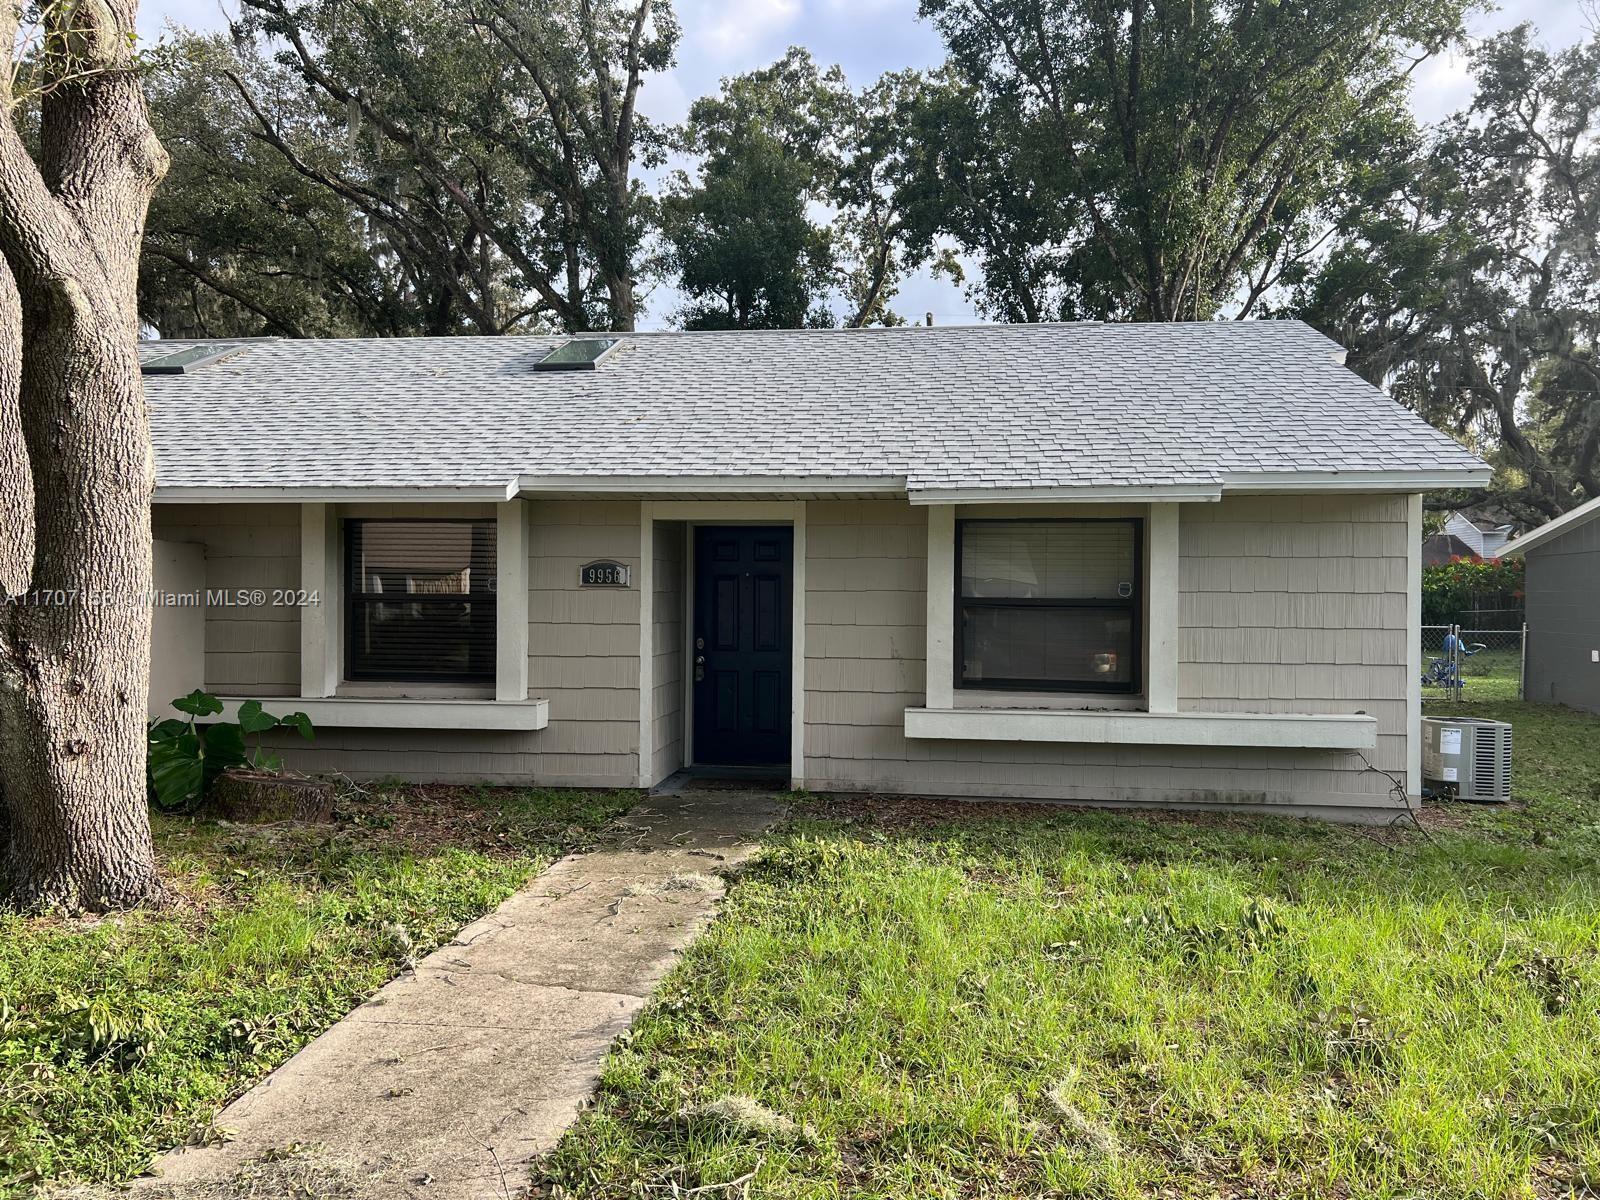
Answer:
[538,701,1600,1199]
[1422,644,1526,702]
[0,784,635,1195]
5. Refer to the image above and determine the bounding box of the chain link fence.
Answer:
[1421,624,1527,701]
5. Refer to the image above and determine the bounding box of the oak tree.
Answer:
[0,0,168,908]
[1294,26,1600,523]
[906,0,1468,321]
[140,37,482,338]
[223,0,676,333]
[662,49,924,329]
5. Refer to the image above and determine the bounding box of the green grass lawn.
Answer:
[0,784,635,1196]
[1421,643,1526,702]
[538,699,1600,1200]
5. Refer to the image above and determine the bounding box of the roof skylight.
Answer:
[533,337,621,371]
[141,343,245,375]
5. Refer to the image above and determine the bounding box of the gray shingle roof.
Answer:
[141,321,1487,497]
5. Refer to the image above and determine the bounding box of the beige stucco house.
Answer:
[143,321,1488,822]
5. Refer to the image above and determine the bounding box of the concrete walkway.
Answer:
[136,791,785,1200]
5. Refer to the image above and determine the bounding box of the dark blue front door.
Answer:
[693,526,793,766]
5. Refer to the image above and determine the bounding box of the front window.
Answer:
[345,519,496,683]
[957,519,1140,693]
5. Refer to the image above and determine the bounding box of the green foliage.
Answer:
[143,0,680,335]
[1293,26,1600,523]
[540,699,1600,1199]
[661,49,921,329]
[663,121,834,330]
[146,690,314,812]
[902,0,1467,322]
[1420,555,1525,625]
[0,787,636,1191]
[138,36,444,339]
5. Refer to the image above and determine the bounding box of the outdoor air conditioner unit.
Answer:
[1421,716,1513,803]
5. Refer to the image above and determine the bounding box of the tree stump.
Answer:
[211,770,336,823]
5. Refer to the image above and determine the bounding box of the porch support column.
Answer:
[496,499,530,702]
[637,502,654,788]
[301,503,340,698]
[791,502,807,791]
[1406,492,1423,800]
[1146,503,1180,714]
[925,505,955,709]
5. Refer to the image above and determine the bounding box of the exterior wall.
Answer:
[803,499,928,779]
[651,521,687,782]
[1524,518,1600,713]
[520,501,641,785]
[152,504,300,697]
[1175,494,1410,808]
[157,499,641,789]
[801,495,1414,820]
[149,540,206,713]
[153,493,1417,813]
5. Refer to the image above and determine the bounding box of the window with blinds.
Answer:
[345,519,497,684]
[957,519,1141,692]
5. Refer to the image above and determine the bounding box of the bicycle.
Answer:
[1421,642,1487,689]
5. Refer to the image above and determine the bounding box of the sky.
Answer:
[135,0,1592,329]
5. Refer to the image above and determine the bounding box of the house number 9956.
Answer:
[579,560,630,587]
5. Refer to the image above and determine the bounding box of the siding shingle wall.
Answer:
[159,500,642,788]
[1524,516,1600,713]
[801,495,1413,819]
[152,504,300,696]
[652,521,687,782]
[156,494,1415,811]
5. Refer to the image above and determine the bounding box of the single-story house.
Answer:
[141,321,1488,822]
[1499,495,1600,714]
[1421,531,1480,567]
[1439,510,1518,560]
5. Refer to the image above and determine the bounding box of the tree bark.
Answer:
[0,258,30,866]
[0,0,169,910]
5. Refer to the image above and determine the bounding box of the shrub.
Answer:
[1421,555,1524,626]
[147,689,314,812]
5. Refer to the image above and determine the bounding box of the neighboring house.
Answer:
[140,321,1487,822]
[1421,532,1479,567]
[1499,496,1600,714]
[1442,510,1518,559]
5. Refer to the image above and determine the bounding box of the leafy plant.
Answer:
[147,690,314,812]
[1421,556,1525,625]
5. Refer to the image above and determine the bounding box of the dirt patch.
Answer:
[173,780,637,865]
[799,792,1410,838]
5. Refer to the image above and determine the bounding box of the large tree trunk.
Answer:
[0,0,169,910]
[0,260,30,866]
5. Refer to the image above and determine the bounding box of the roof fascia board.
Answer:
[908,485,1224,505]
[514,474,906,495]
[1499,494,1600,558]
[152,482,519,503]
[1221,469,1492,493]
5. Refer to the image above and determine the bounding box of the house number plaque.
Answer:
[579,560,631,588]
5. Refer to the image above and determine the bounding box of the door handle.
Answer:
[695,655,705,683]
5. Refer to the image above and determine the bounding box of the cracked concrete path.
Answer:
[134,791,786,1200]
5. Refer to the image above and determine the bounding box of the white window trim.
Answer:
[904,707,1377,749]
[1406,492,1423,798]
[925,503,1180,711]
[638,500,807,791]
[296,501,532,713]
[211,695,549,731]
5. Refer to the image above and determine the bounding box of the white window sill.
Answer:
[903,707,1377,749]
[208,695,550,731]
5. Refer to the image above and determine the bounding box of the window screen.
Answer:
[957,519,1140,692]
[346,520,497,683]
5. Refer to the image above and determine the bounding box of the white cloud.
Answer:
[684,0,803,59]
[137,0,235,41]
[1409,46,1476,125]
